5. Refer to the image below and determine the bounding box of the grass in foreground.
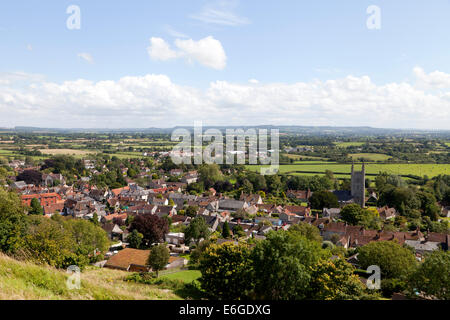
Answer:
[0,253,180,300]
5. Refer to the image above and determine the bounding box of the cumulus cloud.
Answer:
[414,66,450,89]
[147,36,227,70]
[147,37,179,61]
[77,53,94,64]
[0,68,449,129]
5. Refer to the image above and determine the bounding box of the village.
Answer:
[5,152,449,277]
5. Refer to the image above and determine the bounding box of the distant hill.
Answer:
[11,125,450,137]
[0,253,180,300]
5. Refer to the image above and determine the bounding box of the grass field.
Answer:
[349,153,392,161]
[39,149,96,156]
[0,253,180,300]
[247,163,450,178]
[334,142,366,148]
[285,154,329,161]
[160,270,201,284]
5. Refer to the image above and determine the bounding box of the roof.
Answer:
[104,248,150,270]
[332,190,354,202]
[111,186,130,197]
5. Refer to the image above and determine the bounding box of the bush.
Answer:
[381,278,407,298]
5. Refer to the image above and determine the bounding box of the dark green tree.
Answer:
[184,216,211,246]
[29,198,44,215]
[148,244,170,277]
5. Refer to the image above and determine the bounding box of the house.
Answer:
[181,174,198,185]
[8,160,25,169]
[165,233,185,245]
[11,181,28,190]
[377,206,397,220]
[104,248,151,272]
[102,213,128,224]
[283,205,311,217]
[43,202,65,215]
[155,205,177,218]
[256,204,282,216]
[21,192,62,207]
[150,197,169,206]
[239,193,263,205]
[286,190,312,202]
[102,223,125,240]
[323,208,341,219]
[169,169,183,176]
[198,214,219,232]
[104,248,187,272]
[42,173,65,187]
[218,199,248,212]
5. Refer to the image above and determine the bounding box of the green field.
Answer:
[160,270,201,284]
[247,163,450,178]
[349,153,392,161]
[334,142,366,148]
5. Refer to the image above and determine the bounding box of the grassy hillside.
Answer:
[0,253,181,300]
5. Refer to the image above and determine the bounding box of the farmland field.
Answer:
[349,153,392,161]
[247,163,450,178]
[334,142,366,148]
[39,149,96,156]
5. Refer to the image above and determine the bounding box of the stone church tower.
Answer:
[351,162,365,208]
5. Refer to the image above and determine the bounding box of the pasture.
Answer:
[39,149,96,156]
[247,163,450,178]
[349,153,392,161]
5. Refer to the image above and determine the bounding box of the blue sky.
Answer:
[0,0,449,129]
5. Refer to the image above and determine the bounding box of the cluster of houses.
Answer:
[4,157,449,273]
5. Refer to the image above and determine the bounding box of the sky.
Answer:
[0,0,449,129]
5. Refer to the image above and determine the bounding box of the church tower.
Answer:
[351,162,365,208]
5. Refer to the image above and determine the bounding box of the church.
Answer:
[332,163,366,208]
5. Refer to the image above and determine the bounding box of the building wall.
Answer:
[351,164,365,207]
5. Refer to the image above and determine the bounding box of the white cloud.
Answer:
[147,37,179,61]
[414,66,450,89]
[248,79,259,84]
[77,53,94,64]
[189,0,250,26]
[0,68,449,129]
[147,36,227,70]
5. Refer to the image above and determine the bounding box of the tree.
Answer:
[309,191,339,210]
[222,221,231,239]
[0,188,27,254]
[357,241,417,279]
[185,216,210,246]
[198,243,253,300]
[340,204,364,225]
[287,222,322,243]
[29,198,43,215]
[309,258,368,300]
[17,170,42,185]
[130,213,169,246]
[148,244,170,277]
[63,218,109,263]
[127,229,144,249]
[189,239,212,267]
[340,204,381,229]
[90,212,100,226]
[250,231,329,300]
[185,205,199,218]
[409,250,450,300]
[23,215,87,269]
